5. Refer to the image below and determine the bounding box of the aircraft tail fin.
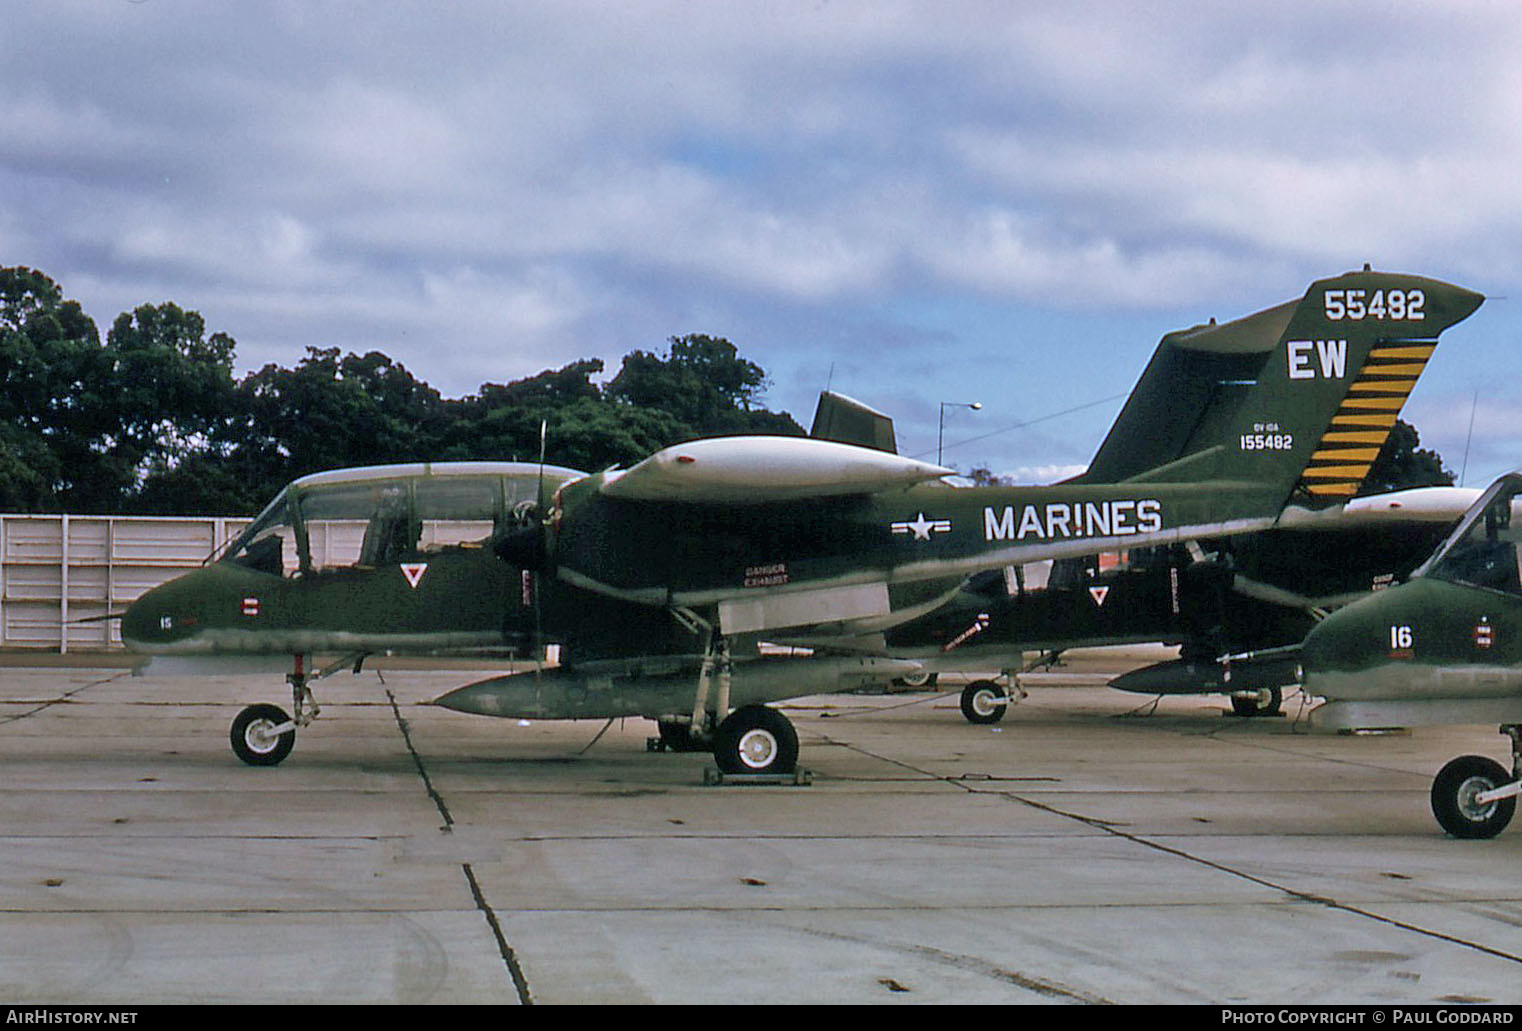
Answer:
[810,390,898,453]
[1090,269,1482,505]
[1079,300,1293,484]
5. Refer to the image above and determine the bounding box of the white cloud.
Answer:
[422,264,587,341]
[918,207,1236,306]
[1004,463,1089,485]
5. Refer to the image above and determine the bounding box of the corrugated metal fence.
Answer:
[0,514,250,652]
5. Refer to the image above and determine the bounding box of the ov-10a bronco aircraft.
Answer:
[810,310,1475,724]
[873,484,1474,724]
[122,268,1483,777]
[1301,472,1522,839]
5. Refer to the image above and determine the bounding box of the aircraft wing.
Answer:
[598,436,953,503]
[1223,485,1478,608]
[1275,486,1480,530]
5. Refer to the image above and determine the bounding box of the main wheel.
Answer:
[960,680,1008,725]
[1229,687,1283,718]
[1431,755,1516,839]
[230,703,295,767]
[655,719,708,753]
[713,705,799,775]
[893,670,939,689]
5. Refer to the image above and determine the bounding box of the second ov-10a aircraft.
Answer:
[873,484,1473,723]
[821,321,1474,723]
[1302,472,1522,838]
[123,268,1483,777]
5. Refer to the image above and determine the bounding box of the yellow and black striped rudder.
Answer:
[1300,342,1436,499]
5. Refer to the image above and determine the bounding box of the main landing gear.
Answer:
[648,609,803,779]
[1430,725,1521,839]
[712,704,800,775]
[651,706,802,777]
[229,654,359,767]
[1229,686,1283,718]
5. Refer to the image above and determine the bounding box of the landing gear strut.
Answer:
[668,608,801,778]
[650,719,709,753]
[228,653,359,767]
[1431,725,1521,839]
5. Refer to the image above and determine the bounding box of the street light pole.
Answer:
[938,401,982,466]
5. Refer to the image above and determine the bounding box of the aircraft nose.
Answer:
[1297,610,1375,704]
[120,584,168,650]
[121,577,202,652]
[1300,589,1401,679]
[1299,613,1346,675]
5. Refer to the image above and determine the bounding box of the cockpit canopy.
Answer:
[1419,472,1522,597]
[219,462,585,578]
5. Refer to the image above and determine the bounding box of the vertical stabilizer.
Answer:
[1122,269,1482,506]
[809,390,898,454]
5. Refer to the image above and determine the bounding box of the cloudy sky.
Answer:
[5,0,1521,483]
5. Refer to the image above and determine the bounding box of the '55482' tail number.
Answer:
[1325,288,1425,321]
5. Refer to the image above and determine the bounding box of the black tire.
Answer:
[230,703,295,767]
[1431,755,1516,839]
[656,719,708,753]
[960,680,1007,725]
[712,705,799,775]
[1229,687,1283,718]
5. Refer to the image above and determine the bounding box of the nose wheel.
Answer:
[230,703,296,766]
[1430,726,1522,839]
[960,680,1009,724]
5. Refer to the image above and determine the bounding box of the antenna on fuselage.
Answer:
[1461,388,1479,487]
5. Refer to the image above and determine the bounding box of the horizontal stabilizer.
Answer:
[600,436,952,503]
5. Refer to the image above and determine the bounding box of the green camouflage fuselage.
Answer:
[549,476,1285,608]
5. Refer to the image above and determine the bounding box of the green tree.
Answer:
[223,347,444,500]
[546,396,689,471]
[1,265,807,513]
[476,358,605,411]
[0,266,104,510]
[0,423,58,510]
[441,359,692,471]
[607,333,803,438]
[440,359,608,465]
[1357,419,1453,496]
[105,303,240,512]
[966,465,1014,487]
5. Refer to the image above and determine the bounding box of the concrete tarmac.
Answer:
[2,654,1520,1006]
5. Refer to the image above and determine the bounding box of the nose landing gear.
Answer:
[227,653,357,767]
